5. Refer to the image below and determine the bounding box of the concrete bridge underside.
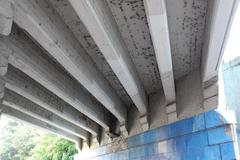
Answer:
[0,0,238,153]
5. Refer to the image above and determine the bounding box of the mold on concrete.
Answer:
[106,0,162,94]
[48,0,133,107]
[166,0,208,79]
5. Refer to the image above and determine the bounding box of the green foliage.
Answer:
[30,134,77,160]
[0,120,38,160]
[0,118,77,160]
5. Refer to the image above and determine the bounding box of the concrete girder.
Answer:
[12,0,127,124]
[3,89,89,140]
[0,0,13,36]
[143,0,176,104]
[0,26,109,130]
[0,40,11,76]
[201,0,239,82]
[68,0,148,116]
[5,65,99,136]
[1,105,81,143]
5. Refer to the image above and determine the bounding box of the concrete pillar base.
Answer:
[75,139,83,152]
[91,136,100,147]
[82,140,90,149]
[139,114,149,131]
[203,79,218,111]
[120,124,128,137]
[166,103,177,123]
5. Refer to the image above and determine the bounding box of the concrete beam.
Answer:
[0,0,13,35]
[1,26,109,130]
[12,0,127,123]
[68,0,148,115]
[176,69,204,120]
[5,65,99,136]
[201,0,239,82]
[0,40,11,76]
[0,77,5,100]
[3,89,89,140]
[1,105,81,143]
[143,0,176,103]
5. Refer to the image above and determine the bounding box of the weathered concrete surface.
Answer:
[106,0,162,94]
[49,0,132,107]
[5,65,99,135]
[1,105,81,143]
[166,0,207,79]
[202,0,238,82]
[68,0,148,116]
[1,25,109,130]
[0,40,10,76]
[143,0,176,103]
[0,0,237,153]
[176,69,204,120]
[3,89,89,140]
[0,0,13,35]
[12,0,127,124]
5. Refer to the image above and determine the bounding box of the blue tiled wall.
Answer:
[222,58,240,127]
[222,58,240,159]
[85,110,237,160]
[75,59,240,160]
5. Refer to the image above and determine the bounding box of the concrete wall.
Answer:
[75,109,238,160]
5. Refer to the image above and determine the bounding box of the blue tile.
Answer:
[129,146,145,159]
[192,113,205,131]
[143,129,158,144]
[205,110,236,129]
[155,139,177,154]
[144,143,155,157]
[127,113,205,148]
[113,111,237,160]
[156,152,183,160]
[208,126,233,145]
[168,115,205,138]
[205,110,225,128]
[127,128,162,147]
[176,136,187,152]
[220,142,236,160]
[168,119,194,138]
[186,131,208,149]
[157,125,170,141]
[184,145,221,160]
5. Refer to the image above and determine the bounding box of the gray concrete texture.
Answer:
[0,0,237,150]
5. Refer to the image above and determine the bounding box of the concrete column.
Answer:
[139,114,149,131]
[203,76,218,111]
[0,0,13,35]
[120,123,128,137]
[166,103,177,124]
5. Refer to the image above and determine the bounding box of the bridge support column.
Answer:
[166,102,177,123]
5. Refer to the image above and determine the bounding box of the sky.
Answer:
[223,3,240,63]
